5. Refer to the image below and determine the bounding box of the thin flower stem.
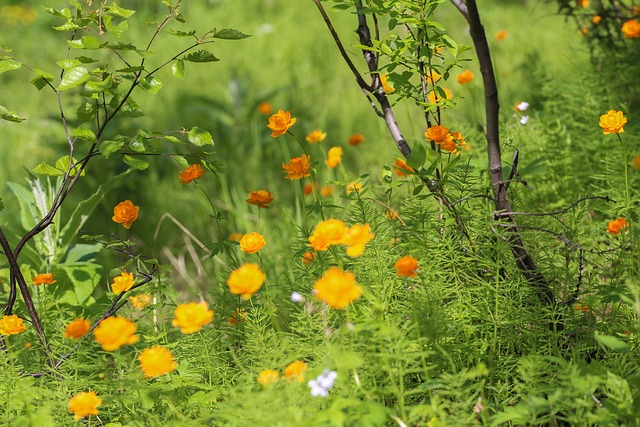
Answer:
[195,180,223,237]
[617,133,631,216]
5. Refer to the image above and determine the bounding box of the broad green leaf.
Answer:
[55,155,85,176]
[44,7,72,18]
[77,102,96,123]
[166,29,196,37]
[407,142,426,169]
[54,21,80,31]
[174,155,189,168]
[67,36,102,50]
[57,67,90,91]
[123,155,149,170]
[106,4,135,18]
[183,50,219,63]
[76,56,98,64]
[6,182,38,230]
[31,68,54,91]
[72,127,97,142]
[188,127,214,146]
[32,163,65,176]
[139,76,163,94]
[102,14,129,38]
[99,138,126,158]
[57,59,81,69]
[59,264,101,305]
[84,75,113,94]
[163,135,182,144]
[172,59,184,80]
[116,66,144,73]
[0,105,25,122]
[213,28,251,40]
[0,59,22,74]
[595,334,630,353]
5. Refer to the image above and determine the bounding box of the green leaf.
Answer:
[59,263,101,305]
[116,66,144,73]
[6,182,38,230]
[84,75,113,94]
[106,4,135,18]
[188,127,214,146]
[166,29,196,37]
[99,138,126,158]
[55,155,85,176]
[57,67,90,91]
[31,68,54,91]
[172,59,184,80]
[31,163,65,176]
[72,127,97,142]
[163,135,182,144]
[0,197,3,211]
[407,142,426,169]
[183,50,219,63]
[139,76,163,94]
[123,155,149,170]
[595,334,629,353]
[57,59,81,69]
[77,102,96,123]
[213,28,251,40]
[0,105,25,122]
[54,21,80,31]
[0,59,22,74]
[68,36,102,50]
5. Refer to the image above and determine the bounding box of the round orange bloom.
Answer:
[172,301,214,334]
[227,263,266,300]
[111,271,135,294]
[258,369,279,386]
[306,130,327,144]
[0,314,27,335]
[380,73,394,93]
[607,218,629,235]
[138,346,178,378]
[267,110,296,137]
[632,155,640,170]
[320,186,334,197]
[427,88,453,104]
[348,133,365,146]
[308,219,348,251]
[344,224,375,258]
[346,181,362,195]
[426,69,442,85]
[69,391,102,421]
[93,316,138,351]
[575,304,590,313]
[495,30,508,40]
[302,251,316,264]
[282,154,311,180]
[576,0,589,7]
[239,232,266,254]
[303,183,314,195]
[64,318,91,339]
[622,19,640,38]
[393,159,415,177]
[456,69,474,85]
[425,124,450,143]
[33,273,56,285]
[325,146,343,169]
[395,255,419,278]
[112,200,139,229]
[439,134,462,155]
[284,360,308,382]
[313,267,362,309]
[129,293,152,310]
[592,15,602,24]
[179,164,205,184]
[257,102,272,115]
[599,110,627,134]
[246,189,274,208]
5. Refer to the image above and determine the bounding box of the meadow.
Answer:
[1,0,640,425]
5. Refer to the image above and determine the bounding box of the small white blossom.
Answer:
[520,115,529,125]
[308,369,337,398]
[290,292,304,303]
[515,101,529,111]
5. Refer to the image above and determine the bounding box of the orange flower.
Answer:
[632,155,640,170]
[284,360,308,382]
[111,271,135,294]
[425,124,450,143]
[348,133,365,146]
[68,391,102,421]
[313,267,362,309]
[0,314,27,335]
[172,301,214,334]
[592,15,602,24]
[456,69,474,85]
[129,293,152,310]
[257,102,272,115]
[607,218,629,235]
[344,224,375,257]
[112,200,139,229]
[179,164,205,184]
[325,146,343,169]
[426,69,442,85]
[93,316,138,351]
[139,346,177,378]
[495,30,508,40]
[622,19,640,38]
[33,273,56,285]
[239,232,266,254]
[308,219,348,251]
[267,109,296,137]
[64,318,91,339]
[227,263,266,300]
[393,159,415,177]
[306,130,327,144]
[246,189,274,208]
[576,0,589,7]
[385,209,398,220]
[303,183,314,195]
[380,73,395,93]
[427,88,453,104]
[258,369,279,386]
[228,308,246,325]
[346,181,362,195]
[283,154,311,180]
[320,186,334,197]
[395,255,419,278]
[302,251,316,264]
[575,304,590,313]
[599,110,627,134]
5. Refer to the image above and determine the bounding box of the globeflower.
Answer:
[599,110,627,134]
[395,255,419,278]
[325,146,343,169]
[302,251,316,264]
[348,133,365,146]
[607,218,629,235]
[257,102,272,115]
[380,73,394,93]
[320,186,334,197]
[0,314,27,335]
[227,263,266,300]
[93,316,138,351]
[306,130,327,144]
[456,70,474,85]
[344,224,375,258]
[313,267,363,309]
[246,189,274,208]
[622,19,640,38]
[138,346,178,378]
[284,360,308,382]
[239,232,266,254]
[111,271,135,294]
[172,301,214,334]
[308,219,348,251]
[282,154,311,180]
[33,273,56,285]
[426,70,442,85]
[179,164,205,184]
[633,155,640,170]
[346,181,362,195]
[577,0,589,7]
[425,124,450,143]
[64,318,91,339]
[393,159,414,177]
[267,110,296,137]
[129,293,152,310]
[495,30,508,40]
[68,391,102,421]
[112,199,139,229]
[258,369,280,386]
[592,15,602,24]
[427,88,453,104]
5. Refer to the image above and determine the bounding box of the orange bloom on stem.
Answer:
[246,189,274,208]
[313,267,363,309]
[456,69,474,85]
[395,255,419,278]
[607,218,629,235]
[302,251,316,264]
[111,271,135,294]
[227,263,266,300]
[138,346,178,378]
[129,293,152,310]
[179,164,205,184]
[308,219,349,251]
[267,110,296,137]
[69,391,102,421]
[325,146,343,169]
[33,273,56,285]
[239,232,266,254]
[93,316,138,351]
[112,200,139,229]
[346,181,362,195]
[344,224,375,258]
[426,69,442,85]
[592,15,602,24]
[284,360,308,382]
[257,102,272,115]
[258,369,279,386]
[229,233,243,242]
[306,130,327,144]
[599,110,627,134]
[622,19,640,38]
[393,159,415,177]
[0,314,27,335]
[172,301,214,334]
[64,318,91,339]
[282,154,311,180]
[425,124,450,143]
[575,304,590,313]
[348,133,365,146]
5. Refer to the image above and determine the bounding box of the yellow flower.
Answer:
[607,218,629,235]
[228,308,246,325]
[325,146,343,169]
[599,110,627,134]
[308,219,348,251]
[257,102,273,116]
[258,369,280,386]
[93,316,138,351]
[495,30,508,40]
[227,263,266,300]
[267,110,296,137]
[344,224,375,258]
[348,133,365,146]
[395,256,419,278]
[172,301,214,334]
[284,360,308,382]
[239,232,266,254]
[112,200,139,229]
[282,154,312,180]
[576,0,589,7]
[456,69,474,85]
[425,124,450,143]
[380,73,394,93]
[622,19,640,38]
[229,233,243,242]
[129,293,152,310]
[68,391,102,421]
[306,130,327,144]
[320,186,334,197]
[427,88,453,104]
[592,15,602,24]
[111,271,135,294]
[426,69,442,85]
[138,346,178,378]
[385,209,398,220]
[33,273,56,286]
[246,189,274,208]
[302,251,316,265]
[313,267,362,309]
[346,181,362,195]
[393,159,414,177]
[179,164,205,184]
[0,314,27,335]
[64,318,91,339]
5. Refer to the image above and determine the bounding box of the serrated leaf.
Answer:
[138,76,163,94]
[57,66,90,90]
[32,163,63,176]
[106,4,135,18]
[76,56,98,64]
[54,21,80,31]
[44,7,72,18]
[166,29,196,37]
[77,102,96,124]
[99,138,126,158]
[188,127,214,146]
[57,59,81,69]
[172,59,184,80]
[72,127,96,142]
[0,105,25,122]
[116,66,144,73]
[30,68,54,91]
[55,156,85,176]
[0,59,22,74]
[213,28,251,40]
[84,75,113,94]
[183,50,219,63]
[123,155,149,170]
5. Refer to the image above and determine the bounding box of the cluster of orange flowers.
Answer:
[258,360,308,387]
[425,124,467,155]
[307,219,375,258]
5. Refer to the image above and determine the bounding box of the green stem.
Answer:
[618,133,631,217]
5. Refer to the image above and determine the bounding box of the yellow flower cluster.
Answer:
[258,360,309,387]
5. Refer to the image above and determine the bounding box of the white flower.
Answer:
[290,292,304,303]
[308,369,337,398]
[515,101,529,111]
[519,115,529,125]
